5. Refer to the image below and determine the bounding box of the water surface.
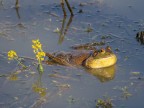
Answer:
[0,0,144,108]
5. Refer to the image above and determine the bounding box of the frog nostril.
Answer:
[106,46,111,50]
[106,46,112,52]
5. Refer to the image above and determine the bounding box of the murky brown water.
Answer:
[0,0,144,108]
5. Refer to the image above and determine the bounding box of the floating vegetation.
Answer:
[121,86,132,99]
[0,74,7,77]
[32,83,47,97]
[67,95,77,104]
[131,72,141,76]
[114,48,120,52]
[136,31,144,45]
[7,74,18,81]
[101,35,112,40]
[113,86,132,100]
[53,28,60,33]
[96,98,113,108]
[84,24,93,32]
[78,9,83,14]
[129,71,144,80]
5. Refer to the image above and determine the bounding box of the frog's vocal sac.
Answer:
[45,46,117,69]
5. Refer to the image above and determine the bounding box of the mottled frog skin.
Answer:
[45,46,117,69]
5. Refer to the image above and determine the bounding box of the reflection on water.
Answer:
[15,0,20,9]
[32,72,47,97]
[58,16,73,44]
[86,65,116,82]
[15,6,21,19]
[0,0,3,7]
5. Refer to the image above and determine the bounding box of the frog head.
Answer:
[85,46,117,68]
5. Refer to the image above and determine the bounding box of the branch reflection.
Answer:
[15,7,21,19]
[14,0,21,19]
[58,16,73,44]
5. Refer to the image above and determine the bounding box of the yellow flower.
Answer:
[32,39,39,44]
[36,51,45,61]
[7,50,18,60]
[32,45,38,54]
[32,43,42,50]
[32,45,37,50]
[32,39,45,61]
[32,39,43,52]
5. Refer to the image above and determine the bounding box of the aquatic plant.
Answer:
[121,86,132,99]
[32,71,47,97]
[32,39,45,73]
[7,74,18,81]
[7,39,45,73]
[32,82,47,97]
[96,98,113,108]
[8,50,18,60]
[7,50,27,69]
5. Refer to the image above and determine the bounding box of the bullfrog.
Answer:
[45,46,117,69]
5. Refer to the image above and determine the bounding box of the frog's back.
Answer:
[54,50,91,65]
[69,50,91,65]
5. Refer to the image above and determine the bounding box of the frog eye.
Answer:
[100,48,105,54]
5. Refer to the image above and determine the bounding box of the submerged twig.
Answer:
[71,41,105,50]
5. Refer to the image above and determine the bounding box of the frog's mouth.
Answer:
[85,54,117,69]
